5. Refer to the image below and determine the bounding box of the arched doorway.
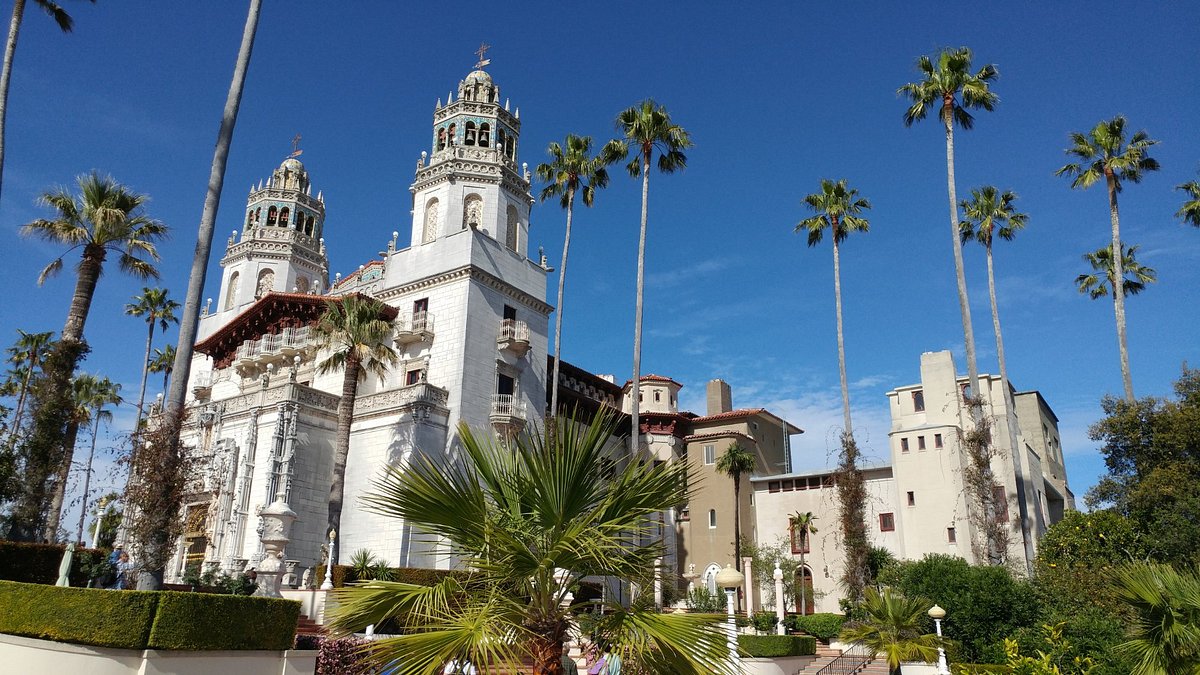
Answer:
[794,566,814,615]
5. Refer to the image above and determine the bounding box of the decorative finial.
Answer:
[474,42,491,69]
[504,98,510,111]
[436,97,441,108]
[289,133,303,158]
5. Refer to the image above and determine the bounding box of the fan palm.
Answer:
[125,287,179,428]
[610,101,692,451]
[715,442,756,577]
[148,343,176,395]
[1111,562,1200,675]
[328,409,736,675]
[1077,243,1156,300]
[45,372,107,538]
[3,329,52,448]
[898,47,998,400]
[1176,175,1200,228]
[312,294,398,561]
[72,376,118,543]
[788,511,818,615]
[1056,117,1159,401]
[536,134,620,421]
[839,588,941,675]
[0,0,88,205]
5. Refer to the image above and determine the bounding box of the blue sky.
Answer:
[1,2,1198,533]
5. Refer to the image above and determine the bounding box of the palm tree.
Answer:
[796,178,871,437]
[73,376,119,544]
[536,134,619,421]
[3,329,52,447]
[311,294,398,562]
[1112,562,1200,675]
[124,287,179,428]
[329,410,736,675]
[610,101,692,452]
[788,511,818,616]
[1056,117,1159,402]
[1175,174,1200,227]
[839,588,941,675]
[716,442,756,576]
[898,47,998,400]
[148,343,175,395]
[1077,243,1157,300]
[0,0,84,206]
[45,372,105,538]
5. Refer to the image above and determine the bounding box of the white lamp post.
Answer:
[715,563,745,672]
[928,604,949,675]
[773,562,785,635]
[320,529,336,591]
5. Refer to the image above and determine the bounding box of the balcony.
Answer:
[394,311,435,347]
[191,372,213,400]
[233,326,312,376]
[497,319,530,357]
[490,394,527,438]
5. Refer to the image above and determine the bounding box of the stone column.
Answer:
[742,556,754,614]
[774,563,785,635]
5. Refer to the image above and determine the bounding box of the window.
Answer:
[703,444,716,465]
[790,524,811,554]
[960,383,972,401]
[497,373,515,396]
[405,368,424,386]
[267,206,278,225]
[479,123,491,147]
[279,207,290,227]
[503,305,517,321]
[918,436,926,451]
[934,433,943,449]
[768,481,780,493]
[708,509,717,529]
[879,513,895,532]
[678,505,689,521]
[654,390,662,402]
[413,298,429,314]
[993,484,1009,523]
[224,271,240,310]
[437,128,446,151]
[464,121,477,145]
[900,438,909,453]
[947,527,957,544]
[907,491,915,507]
[912,390,925,412]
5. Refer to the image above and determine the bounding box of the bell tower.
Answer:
[409,50,532,254]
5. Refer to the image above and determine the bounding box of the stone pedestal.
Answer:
[254,499,297,598]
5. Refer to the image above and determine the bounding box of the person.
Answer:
[107,544,123,565]
[601,645,621,675]
[108,551,133,590]
[585,646,605,675]
[561,644,579,675]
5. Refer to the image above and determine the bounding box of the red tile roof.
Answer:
[622,374,684,388]
[684,430,757,444]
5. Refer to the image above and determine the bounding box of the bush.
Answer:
[751,610,778,634]
[317,636,372,675]
[0,541,106,586]
[952,665,1011,674]
[314,563,468,588]
[791,612,845,642]
[149,591,299,650]
[684,586,725,613]
[737,634,816,657]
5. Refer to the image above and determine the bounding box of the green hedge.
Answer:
[314,563,468,588]
[737,634,817,658]
[0,541,105,586]
[0,580,299,651]
[952,665,1012,674]
[790,613,845,642]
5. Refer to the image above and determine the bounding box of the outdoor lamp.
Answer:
[715,564,744,671]
[928,604,949,675]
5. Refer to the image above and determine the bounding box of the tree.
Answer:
[44,372,105,537]
[741,536,801,612]
[839,588,941,675]
[1177,175,1200,227]
[148,343,175,395]
[73,376,118,544]
[788,511,819,615]
[715,441,756,576]
[0,0,87,206]
[3,329,52,448]
[1056,117,1159,402]
[610,101,692,452]
[124,287,179,429]
[536,134,619,421]
[1111,562,1200,675]
[328,410,736,675]
[311,294,398,562]
[1076,244,1156,300]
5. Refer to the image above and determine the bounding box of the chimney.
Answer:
[707,379,732,416]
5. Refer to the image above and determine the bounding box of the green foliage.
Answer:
[0,580,158,648]
[0,540,105,586]
[1110,562,1200,674]
[837,433,871,602]
[1012,611,1131,675]
[1034,509,1144,617]
[348,548,378,579]
[791,613,846,642]
[1004,623,1098,675]
[148,592,299,650]
[839,588,941,671]
[684,586,725,613]
[751,611,778,634]
[314,563,466,589]
[953,665,1013,674]
[741,536,801,610]
[736,634,816,657]
[181,567,258,595]
[316,636,373,675]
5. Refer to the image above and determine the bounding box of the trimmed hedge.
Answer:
[737,634,817,658]
[791,612,845,642]
[314,563,469,588]
[0,541,105,586]
[149,591,299,650]
[0,580,299,651]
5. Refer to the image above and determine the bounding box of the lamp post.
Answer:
[715,563,745,672]
[320,529,336,591]
[928,604,949,675]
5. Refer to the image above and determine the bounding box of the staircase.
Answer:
[296,613,325,636]
[792,641,892,674]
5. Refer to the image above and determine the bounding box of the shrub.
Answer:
[751,610,778,634]
[792,612,845,642]
[952,665,1011,674]
[684,586,725,613]
[737,634,816,657]
[0,580,159,648]
[317,636,372,675]
[0,541,106,586]
[314,564,467,588]
[149,591,299,650]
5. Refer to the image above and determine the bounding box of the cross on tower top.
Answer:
[289,133,303,157]
[474,42,491,69]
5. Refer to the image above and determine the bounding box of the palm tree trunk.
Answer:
[133,320,154,427]
[62,245,105,345]
[550,187,575,423]
[942,105,979,396]
[832,230,852,436]
[1106,174,1134,402]
[799,550,807,616]
[45,418,81,540]
[530,632,565,675]
[5,361,33,448]
[74,410,102,543]
[328,359,361,566]
[0,0,26,206]
[630,153,650,453]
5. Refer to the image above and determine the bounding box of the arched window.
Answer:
[464,121,476,146]
[703,564,721,595]
[497,129,507,155]
[279,207,290,227]
[462,194,483,230]
[447,123,456,147]
[422,199,439,244]
[505,205,518,252]
[795,567,815,615]
[267,206,278,226]
[225,272,240,310]
[255,269,274,298]
[246,212,253,228]
[708,509,717,529]
[305,215,315,236]
[479,123,490,147]
[436,128,446,151]
[296,277,309,293]
[254,208,261,224]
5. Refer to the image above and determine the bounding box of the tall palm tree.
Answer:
[329,410,736,675]
[1112,562,1200,675]
[3,329,52,447]
[148,343,175,395]
[124,287,179,428]
[1056,117,1159,402]
[535,134,619,421]
[715,442,756,576]
[73,376,119,544]
[0,0,85,205]
[1077,243,1157,300]
[45,372,104,538]
[898,47,998,400]
[312,294,398,562]
[1175,174,1200,228]
[610,101,692,452]
[839,588,941,675]
[796,178,871,437]
[788,511,818,616]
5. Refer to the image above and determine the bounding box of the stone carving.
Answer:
[462,195,483,230]
[256,269,275,297]
[354,383,450,415]
[423,200,439,244]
